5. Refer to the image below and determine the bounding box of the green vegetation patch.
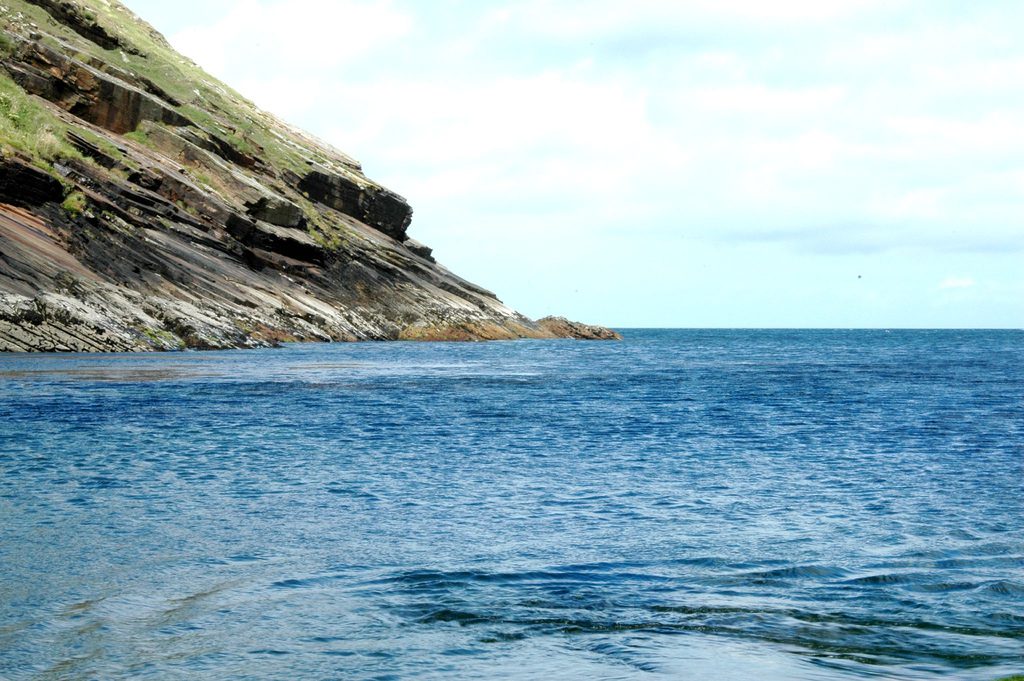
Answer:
[3,0,387,218]
[58,0,319,175]
[70,125,127,162]
[0,71,83,166]
[0,29,14,56]
[139,325,184,350]
[122,126,152,147]
[61,190,87,216]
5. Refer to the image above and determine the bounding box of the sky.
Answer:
[122,0,1024,328]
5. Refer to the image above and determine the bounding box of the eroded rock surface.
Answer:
[298,168,413,242]
[0,158,63,205]
[5,40,190,133]
[0,0,616,351]
[537,316,623,341]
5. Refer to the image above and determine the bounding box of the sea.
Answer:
[0,329,1022,680]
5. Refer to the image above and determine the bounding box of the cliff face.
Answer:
[0,0,619,351]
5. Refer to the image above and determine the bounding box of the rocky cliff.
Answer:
[0,0,619,351]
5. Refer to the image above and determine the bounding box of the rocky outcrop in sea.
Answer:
[0,0,619,351]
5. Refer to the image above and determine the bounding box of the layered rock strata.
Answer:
[0,0,618,351]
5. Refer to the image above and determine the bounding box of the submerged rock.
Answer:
[0,0,616,351]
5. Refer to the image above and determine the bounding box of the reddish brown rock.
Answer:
[4,41,190,134]
[537,316,622,340]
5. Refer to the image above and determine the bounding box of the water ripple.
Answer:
[1,330,1022,680]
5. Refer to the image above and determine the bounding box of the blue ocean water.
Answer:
[1,329,1022,680]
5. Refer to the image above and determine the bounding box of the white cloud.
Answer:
[939,277,976,290]
[870,188,946,221]
[886,113,1024,156]
[691,84,846,117]
[127,0,1024,325]
[484,0,892,42]
[166,0,1024,251]
[692,0,893,22]
[171,0,412,79]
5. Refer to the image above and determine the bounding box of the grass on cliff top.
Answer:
[1,0,363,183]
[0,70,82,167]
[1,0,380,254]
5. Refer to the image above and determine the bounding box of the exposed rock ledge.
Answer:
[537,316,623,341]
[0,0,616,352]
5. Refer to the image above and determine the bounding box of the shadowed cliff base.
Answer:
[0,0,616,351]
